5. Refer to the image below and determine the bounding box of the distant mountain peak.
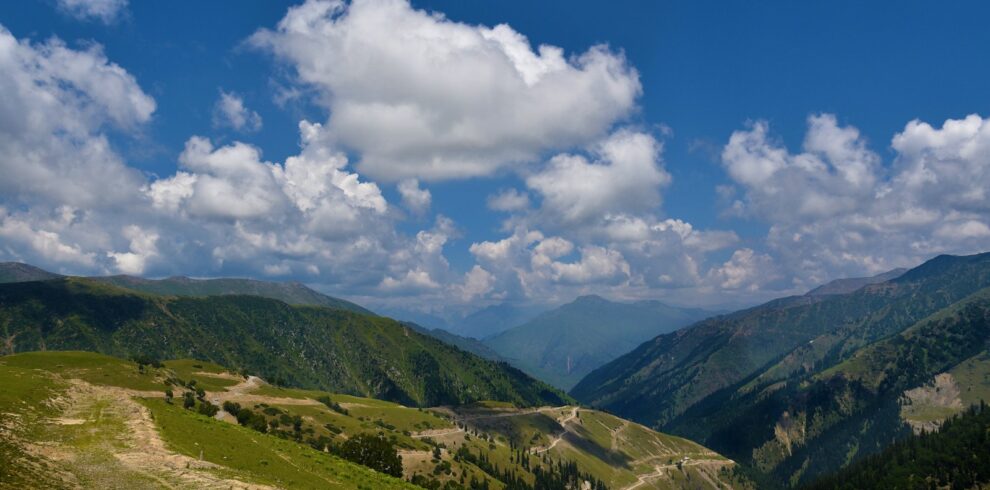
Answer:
[806,267,908,296]
[0,262,62,283]
[572,294,609,304]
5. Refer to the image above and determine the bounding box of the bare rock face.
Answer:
[900,372,964,434]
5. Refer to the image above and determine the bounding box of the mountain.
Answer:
[89,274,373,315]
[0,261,62,283]
[803,403,990,490]
[451,303,545,339]
[0,277,568,408]
[485,295,715,389]
[571,252,990,486]
[403,321,503,361]
[0,351,737,490]
[805,268,907,296]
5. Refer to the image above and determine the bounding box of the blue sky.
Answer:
[1,0,989,320]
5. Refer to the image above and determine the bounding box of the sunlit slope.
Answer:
[0,278,568,408]
[0,351,740,490]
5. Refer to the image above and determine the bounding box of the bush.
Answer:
[235,408,268,433]
[198,400,219,417]
[316,395,349,415]
[333,433,402,477]
[222,401,241,416]
[182,392,196,409]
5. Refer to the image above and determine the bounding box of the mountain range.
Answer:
[0,271,567,408]
[570,252,990,486]
[484,295,715,389]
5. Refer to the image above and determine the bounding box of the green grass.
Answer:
[0,351,164,391]
[163,358,242,391]
[950,350,990,407]
[141,398,418,489]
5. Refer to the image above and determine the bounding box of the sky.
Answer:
[1,0,989,322]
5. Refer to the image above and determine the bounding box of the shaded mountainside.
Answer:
[89,274,373,315]
[486,295,714,390]
[451,303,545,340]
[802,403,990,490]
[805,268,907,296]
[0,351,738,490]
[403,321,503,361]
[0,278,568,408]
[0,262,62,283]
[571,252,990,486]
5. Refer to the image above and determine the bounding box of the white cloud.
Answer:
[107,225,158,274]
[0,208,97,267]
[707,248,778,291]
[397,179,431,215]
[549,246,629,285]
[0,26,154,208]
[527,129,670,225]
[721,113,990,288]
[56,0,128,24]
[213,90,263,132]
[251,0,640,182]
[487,189,530,212]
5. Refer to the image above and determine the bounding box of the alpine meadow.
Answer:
[2,1,990,489]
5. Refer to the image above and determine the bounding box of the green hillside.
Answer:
[88,274,374,315]
[802,403,990,490]
[0,262,62,283]
[0,278,568,408]
[0,351,739,490]
[485,295,713,389]
[571,252,990,486]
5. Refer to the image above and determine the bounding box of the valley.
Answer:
[0,351,737,489]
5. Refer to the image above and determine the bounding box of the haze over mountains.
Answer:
[4,252,990,488]
[484,295,715,389]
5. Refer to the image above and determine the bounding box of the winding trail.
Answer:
[43,379,272,489]
[531,406,580,454]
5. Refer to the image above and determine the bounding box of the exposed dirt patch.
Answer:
[901,372,964,434]
[35,379,274,489]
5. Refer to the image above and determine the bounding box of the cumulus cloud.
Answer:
[487,189,530,212]
[527,129,670,224]
[213,90,263,132]
[250,0,640,181]
[107,225,158,274]
[721,113,990,288]
[56,0,128,24]
[0,26,154,208]
[397,179,431,215]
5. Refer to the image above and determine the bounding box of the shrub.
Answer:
[198,400,219,417]
[333,433,402,477]
[222,401,241,416]
[182,392,196,409]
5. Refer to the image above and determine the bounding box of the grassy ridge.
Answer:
[1,351,736,490]
[0,278,569,408]
[570,252,990,487]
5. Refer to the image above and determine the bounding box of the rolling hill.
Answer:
[0,262,373,315]
[88,274,374,315]
[0,351,739,490]
[0,277,568,408]
[571,252,990,486]
[485,295,714,389]
[0,262,62,283]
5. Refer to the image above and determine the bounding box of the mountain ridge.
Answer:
[570,251,990,486]
[485,294,715,389]
[0,277,568,408]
